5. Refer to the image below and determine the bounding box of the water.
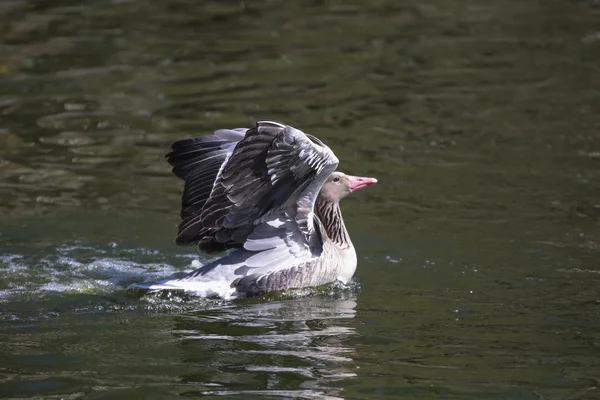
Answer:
[1,0,600,398]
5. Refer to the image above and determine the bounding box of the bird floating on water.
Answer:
[132,121,377,298]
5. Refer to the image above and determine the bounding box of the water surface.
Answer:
[1,0,600,399]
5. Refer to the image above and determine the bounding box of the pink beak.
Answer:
[348,175,378,192]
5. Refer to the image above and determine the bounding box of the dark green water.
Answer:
[1,0,600,398]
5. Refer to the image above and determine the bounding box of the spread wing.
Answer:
[168,121,339,256]
[166,128,246,252]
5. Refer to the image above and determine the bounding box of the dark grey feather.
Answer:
[166,121,338,257]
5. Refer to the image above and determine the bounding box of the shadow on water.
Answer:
[1,0,600,398]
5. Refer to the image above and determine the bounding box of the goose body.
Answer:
[132,121,376,298]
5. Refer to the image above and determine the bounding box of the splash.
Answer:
[0,242,361,320]
[0,242,187,302]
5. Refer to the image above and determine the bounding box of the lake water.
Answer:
[1,0,600,399]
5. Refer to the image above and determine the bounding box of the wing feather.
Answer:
[167,121,339,265]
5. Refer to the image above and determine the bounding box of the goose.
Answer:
[131,121,377,298]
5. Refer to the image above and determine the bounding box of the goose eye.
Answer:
[333,176,340,183]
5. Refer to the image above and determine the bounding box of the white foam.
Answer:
[0,244,195,299]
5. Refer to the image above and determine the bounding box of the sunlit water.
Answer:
[1,0,600,399]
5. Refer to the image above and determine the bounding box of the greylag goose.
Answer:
[133,121,376,298]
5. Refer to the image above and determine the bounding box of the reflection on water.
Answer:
[1,0,600,398]
[173,298,358,399]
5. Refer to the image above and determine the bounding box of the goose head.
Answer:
[318,172,377,203]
